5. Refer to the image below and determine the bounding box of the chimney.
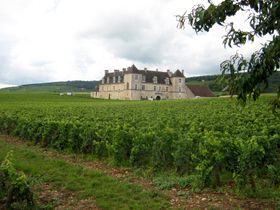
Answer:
[122,68,126,72]
[105,70,109,75]
[182,70,184,75]
[167,69,172,77]
[114,69,119,73]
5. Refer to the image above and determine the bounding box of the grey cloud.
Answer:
[0,39,53,85]
[0,39,15,83]
[0,62,53,85]
[81,14,176,64]
[76,54,96,73]
[46,0,62,13]
[31,60,52,67]
[83,15,149,41]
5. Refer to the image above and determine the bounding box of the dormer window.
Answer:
[106,77,110,83]
[113,76,116,83]
[135,75,139,80]
[165,78,170,85]
[153,76,158,84]
[142,75,146,82]
[118,76,121,83]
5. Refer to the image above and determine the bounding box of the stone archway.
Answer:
[155,96,161,100]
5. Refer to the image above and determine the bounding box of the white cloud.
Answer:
[0,83,17,89]
[0,0,272,85]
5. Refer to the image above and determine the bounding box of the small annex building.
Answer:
[186,85,215,98]
[91,65,214,100]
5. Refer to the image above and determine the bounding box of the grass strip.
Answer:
[0,139,170,210]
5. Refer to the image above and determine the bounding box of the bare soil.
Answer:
[35,183,99,210]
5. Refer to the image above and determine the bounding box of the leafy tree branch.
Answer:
[177,0,280,110]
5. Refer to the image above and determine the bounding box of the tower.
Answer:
[170,70,185,99]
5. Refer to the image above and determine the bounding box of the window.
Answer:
[154,86,156,91]
[165,78,170,85]
[127,83,129,89]
[135,75,139,80]
[142,85,145,90]
[153,76,158,84]
[135,84,138,90]
[179,78,182,83]
[142,75,146,82]
[113,77,116,83]
[166,87,168,92]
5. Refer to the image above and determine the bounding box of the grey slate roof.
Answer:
[173,70,184,77]
[126,64,139,74]
[141,70,170,84]
[102,65,185,85]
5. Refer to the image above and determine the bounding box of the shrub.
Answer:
[0,151,34,209]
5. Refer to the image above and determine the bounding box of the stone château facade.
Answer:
[91,65,198,100]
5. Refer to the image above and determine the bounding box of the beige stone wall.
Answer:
[93,83,128,100]
[185,86,195,98]
[139,83,171,100]
[169,77,194,99]
[91,73,195,100]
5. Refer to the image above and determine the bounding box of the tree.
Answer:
[177,0,280,110]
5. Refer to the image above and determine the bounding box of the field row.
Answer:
[0,93,280,191]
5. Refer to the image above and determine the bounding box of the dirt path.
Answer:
[0,135,277,210]
[35,183,99,210]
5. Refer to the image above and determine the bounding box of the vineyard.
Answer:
[0,92,280,194]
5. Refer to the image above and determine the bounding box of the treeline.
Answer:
[187,71,280,93]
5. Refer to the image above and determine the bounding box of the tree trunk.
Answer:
[5,187,13,209]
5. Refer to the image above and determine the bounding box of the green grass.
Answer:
[0,139,170,210]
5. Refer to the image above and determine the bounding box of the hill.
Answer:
[1,71,278,94]
[187,71,280,94]
[0,80,100,92]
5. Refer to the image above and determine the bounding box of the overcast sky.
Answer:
[0,0,271,88]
